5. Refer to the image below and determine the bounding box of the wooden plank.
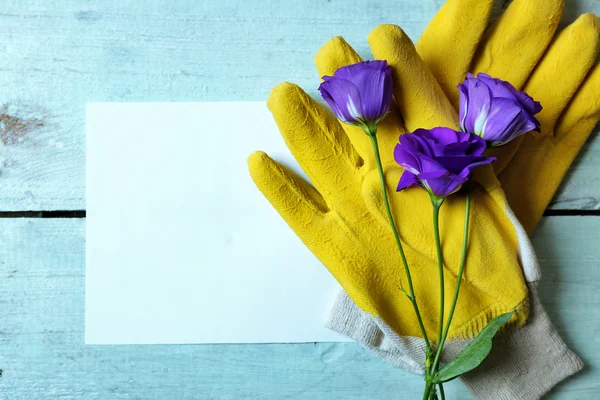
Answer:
[0,216,598,398]
[0,0,597,210]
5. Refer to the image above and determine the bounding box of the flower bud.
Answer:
[459,73,542,147]
[319,60,393,131]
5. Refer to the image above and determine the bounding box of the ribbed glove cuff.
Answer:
[325,284,583,399]
[462,284,583,400]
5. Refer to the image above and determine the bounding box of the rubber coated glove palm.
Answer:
[249,24,533,341]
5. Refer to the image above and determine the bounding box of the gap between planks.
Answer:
[0,210,86,218]
[0,210,597,218]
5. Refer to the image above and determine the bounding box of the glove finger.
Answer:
[498,22,600,233]
[368,24,459,132]
[267,82,362,199]
[500,64,600,233]
[499,133,555,234]
[314,37,405,167]
[555,63,600,144]
[314,36,362,78]
[248,151,328,236]
[479,12,598,175]
[471,0,564,90]
[416,0,494,109]
[524,13,600,137]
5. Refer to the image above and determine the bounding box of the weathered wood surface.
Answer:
[0,0,597,210]
[0,217,598,399]
[1,1,600,399]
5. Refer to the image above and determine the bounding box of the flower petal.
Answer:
[396,171,420,192]
[403,129,438,157]
[458,83,470,132]
[394,126,495,198]
[417,155,451,176]
[477,73,542,115]
[422,172,466,198]
[318,78,363,124]
[334,60,388,81]
[476,73,516,100]
[427,127,460,146]
[462,78,493,135]
[484,98,538,145]
[513,91,542,115]
[353,68,392,122]
[434,155,490,175]
[458,73,542,146]
[457,157,496,180]
[326,62,392,123]
[394,143,422,174]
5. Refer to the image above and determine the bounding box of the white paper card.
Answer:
[86,102,352,344]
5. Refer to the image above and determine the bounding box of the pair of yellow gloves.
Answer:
[250,0,599,350]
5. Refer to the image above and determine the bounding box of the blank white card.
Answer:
[85,102,351,344]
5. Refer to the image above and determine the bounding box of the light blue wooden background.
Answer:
[0,0,599,398]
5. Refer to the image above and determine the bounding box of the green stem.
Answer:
[422,383,433,400]
[431,185,471,376]
[422,384,431,400]
[438,383,445,400]
[428,384,439,400]
[366,129,431,353]
[431,195,445,366]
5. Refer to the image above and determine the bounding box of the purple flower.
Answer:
[394,127,495,198]
[318,60,393,130]
[458,73,542,147]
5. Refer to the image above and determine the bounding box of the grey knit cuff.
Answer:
[461,284,583,400]
[325,284,583,399]
[325,290,466,375]
[325,289,426,374]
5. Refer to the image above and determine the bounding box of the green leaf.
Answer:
[432,311,514,384]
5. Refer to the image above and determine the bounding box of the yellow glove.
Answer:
[498,18,600,233]
[317,0,598,385]
[416,0,600,233]
[249,25,531,341]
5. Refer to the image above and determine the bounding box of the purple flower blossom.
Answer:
[394,127,495,198]
[459,73,542,147]
[318,60,393,130]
